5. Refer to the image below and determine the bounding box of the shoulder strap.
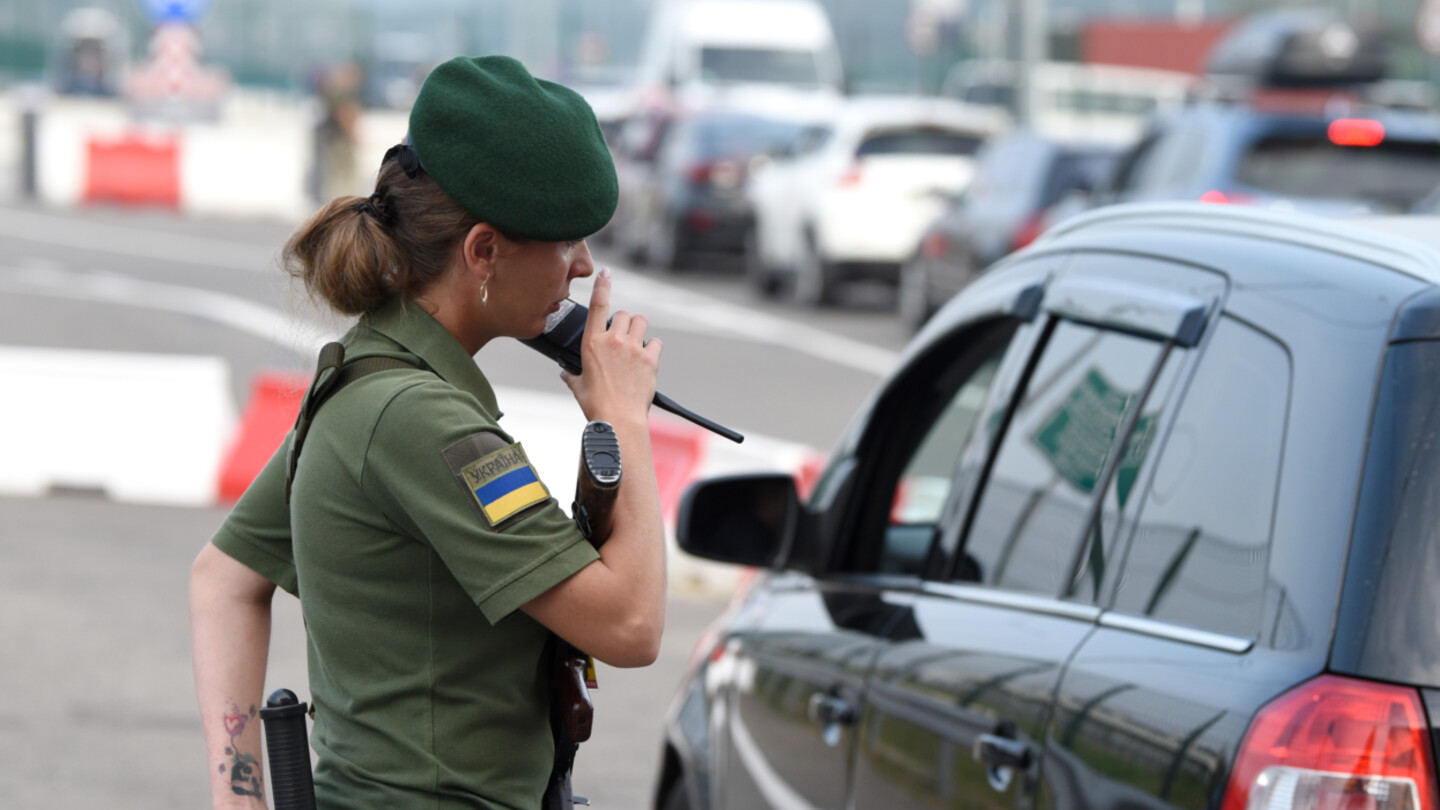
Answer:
[284,342,425,504]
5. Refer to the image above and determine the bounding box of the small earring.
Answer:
[480,278,489,308]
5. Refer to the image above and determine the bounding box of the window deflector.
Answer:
[1045,276,1207,348]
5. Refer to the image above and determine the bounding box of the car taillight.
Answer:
[921,231,950,259]
[1329,119,1386,147]
[837,162,863,187]
[1221,675,1438,810]
[686,163,713,185]
[1011,211,1045,251]
[1200,190,1257,205]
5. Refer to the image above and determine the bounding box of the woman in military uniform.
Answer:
[189,56,666,810]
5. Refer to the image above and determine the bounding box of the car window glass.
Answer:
[1235,135,1440,211]
[694,116,807,160]
[857,130,986,157]
[1110,132,1163,194]
[969,138,1042,205]
[959,320,1169,597]
[1065,354,1185,604]
[1041,150,1116,207]
[698,47,820,86]
[880,348,1007,576]
[1106,317,1289,638]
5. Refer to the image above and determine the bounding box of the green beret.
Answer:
[408,55,618,242]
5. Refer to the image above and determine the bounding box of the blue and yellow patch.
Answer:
[457,443,550,526]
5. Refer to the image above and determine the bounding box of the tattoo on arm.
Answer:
[218,702,264,798]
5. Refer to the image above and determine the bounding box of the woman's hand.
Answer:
[560,267,662,427]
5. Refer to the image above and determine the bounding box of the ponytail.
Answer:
[282,160,479,316]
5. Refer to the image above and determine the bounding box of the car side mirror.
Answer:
[676,473,800,568]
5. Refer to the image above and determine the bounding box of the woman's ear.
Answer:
[461,223,500,279]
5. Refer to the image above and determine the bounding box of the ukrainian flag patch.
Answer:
[457,443,550,526]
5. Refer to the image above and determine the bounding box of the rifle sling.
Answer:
[285,342,423,504]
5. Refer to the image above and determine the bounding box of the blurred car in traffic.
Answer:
[898,129,1123,329]
[1092,10,1440,214]
[611,107,817,270]
[745,96,1009,306]
[654,201,1440,810]
[943,58,1192,142]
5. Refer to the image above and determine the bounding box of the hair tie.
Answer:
[383,142,424,179]
[354,193,395,226]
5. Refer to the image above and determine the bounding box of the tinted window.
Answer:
[959,82,1016,110]
[880,346,1008,575]
[699,47,819,86]
[1235,135,1440,210]
[1109,132,1163,194]
[962,321,1169,596]
[967,138,1047,206]
[858,130,985,157]
[1040,150,1118,207]
[1107,318,1289,638]
[1334,339,1440,685]
[689,115,808,160]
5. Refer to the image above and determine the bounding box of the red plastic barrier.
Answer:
[216,372,309,503]
[84,132,181,208]
[648,415,708,522]
[793,452,828,501]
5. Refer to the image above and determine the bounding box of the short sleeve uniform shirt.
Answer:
[212,296,599,810]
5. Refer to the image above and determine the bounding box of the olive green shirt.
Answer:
[212,296,599,810]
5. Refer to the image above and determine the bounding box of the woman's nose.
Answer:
[571,241,595,278]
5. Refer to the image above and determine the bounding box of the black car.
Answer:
[612,108,811,270]
[899,129,1122,330]
[654,202,1440,810]
[1092,10,1440,215]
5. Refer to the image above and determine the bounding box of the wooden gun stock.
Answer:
[552,421,622,744]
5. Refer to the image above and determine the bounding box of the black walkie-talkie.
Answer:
[520,299,745,444]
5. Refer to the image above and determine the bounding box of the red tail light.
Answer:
[1199,190,1257,205]
[921,231,950,260]
[837,162,863,187]
[1329,119,1386,147]
[1011,211,1045,251]
[686,163,713,184]
[1221,675,1437,810]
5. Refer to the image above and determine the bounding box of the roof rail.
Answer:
[1040,202,1440,285]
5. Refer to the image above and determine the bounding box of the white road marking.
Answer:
[0,207,901,376]
[0,207,278,273]
[0,262,331,357]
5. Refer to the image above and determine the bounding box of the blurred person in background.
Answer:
[318,61,364,200]
[189,55,667,810]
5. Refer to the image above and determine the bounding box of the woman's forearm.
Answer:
[189,543,276,809]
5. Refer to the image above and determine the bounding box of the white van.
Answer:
[636,0,845,105]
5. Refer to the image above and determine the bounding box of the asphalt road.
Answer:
[0,202,914,809]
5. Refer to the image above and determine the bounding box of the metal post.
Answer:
[18,85,41,201]
[1016,0,1047,128]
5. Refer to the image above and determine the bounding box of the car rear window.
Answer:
[1234,134,1440,211]
[857,130,985,157]
[1040,151,1117,207]
[699,47,820,86]
[692,116,808,160]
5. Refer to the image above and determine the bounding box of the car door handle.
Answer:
[807,693,857,727]
[974,733,1034,771]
